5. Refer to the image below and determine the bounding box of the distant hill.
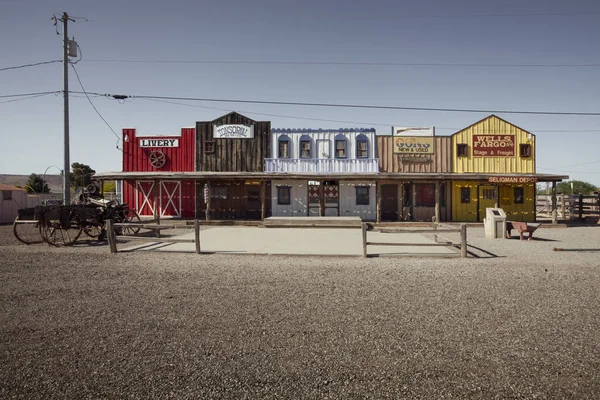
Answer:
[0,174,64,193]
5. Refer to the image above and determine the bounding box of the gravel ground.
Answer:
[1,223,600,399]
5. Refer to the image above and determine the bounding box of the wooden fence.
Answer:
[106,219,201,254]
[361,222,468,258]
[536,193,600,220]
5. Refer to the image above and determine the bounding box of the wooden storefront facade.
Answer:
[451,115,540,222]
[101,113,568,223]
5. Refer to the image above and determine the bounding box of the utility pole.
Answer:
[58,12,74,204]
[61,12,71,204]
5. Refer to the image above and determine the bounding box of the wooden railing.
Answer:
[361,222,468,258]
[265,158,379,173]
[106,219,201,254]
[536,193,600,220]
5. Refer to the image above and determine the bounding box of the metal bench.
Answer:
[506,221,542,240]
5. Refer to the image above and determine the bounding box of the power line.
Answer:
[143,98,394,127]
[0,93,57,104]
[72,91,600,116]
[0,91,60,98]
[70,65,122,150]
[83,59,600,68]
[389,10,600,17]
[0,60,62,72]
[541,159,600,170]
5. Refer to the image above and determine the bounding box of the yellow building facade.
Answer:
[451,115,538,222]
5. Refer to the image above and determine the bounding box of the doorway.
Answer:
[245,183,261,220]
[381,184,399,221]
[308,181,339,216]
[478,185,496,221]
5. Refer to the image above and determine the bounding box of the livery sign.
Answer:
[139,138,179,147]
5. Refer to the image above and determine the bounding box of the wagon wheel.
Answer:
[12,217,43,245]
[83,223,105,239]
[115,209,141,236]
[39,209,83,246]
[149,151,166,168]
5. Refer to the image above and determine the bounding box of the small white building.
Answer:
[0,184,29,224]
[268,128,379,221]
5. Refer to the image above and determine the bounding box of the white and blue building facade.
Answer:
[267,128,379,221]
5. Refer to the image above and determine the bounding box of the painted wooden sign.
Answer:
[393,136,435,154]
[392,126,434,137]
[139,139,179,147]
[213,124,254,139]
[473,135,514,157]
[488,176,538,183]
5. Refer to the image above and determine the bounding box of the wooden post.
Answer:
[206,180,211,221]
[361,222,367,258]
[194,219,201,254]
[460,223,468,258]
[493,185,499,208]
[579,193,584,220]
[153,180,160,238]
[319,182,324,217]
[597,192,600,225]
[561,194,565,219]
[434,181,440,223]
[376,182,382,224]
[260,179,266,222]
[551,182,557,225]
[106,219,117,253]
[411,183,416,222]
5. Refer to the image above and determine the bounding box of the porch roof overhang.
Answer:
[93,171,569,183]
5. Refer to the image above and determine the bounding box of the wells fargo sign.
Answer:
[473,135,514,157]
[393,137,434,154]
[488,176,538,183]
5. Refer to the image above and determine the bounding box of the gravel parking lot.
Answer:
[1,223,599,398]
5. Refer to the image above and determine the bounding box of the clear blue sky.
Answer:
[1,0,599,186]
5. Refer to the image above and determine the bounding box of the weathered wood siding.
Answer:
[196,179,270,220]
[377,136,452,173]
[196,112,270,172]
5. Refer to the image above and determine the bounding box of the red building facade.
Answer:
[121,128,196,218]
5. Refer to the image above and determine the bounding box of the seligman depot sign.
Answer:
[213,124,254,139]
[489,176,538,183]
[473,134,514,157]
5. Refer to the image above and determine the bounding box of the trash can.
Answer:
[484,208,507,239]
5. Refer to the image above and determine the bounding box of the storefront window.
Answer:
[460,187,471,203]
[277,186,291,205]
[335,135,347,158]
[356,135,368,158]
[300,135,311,158]
[415,183,435,207]
[278,135,291,158]
[356,186,370,205]
[514,187,524,204]
[211,186,228,200]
